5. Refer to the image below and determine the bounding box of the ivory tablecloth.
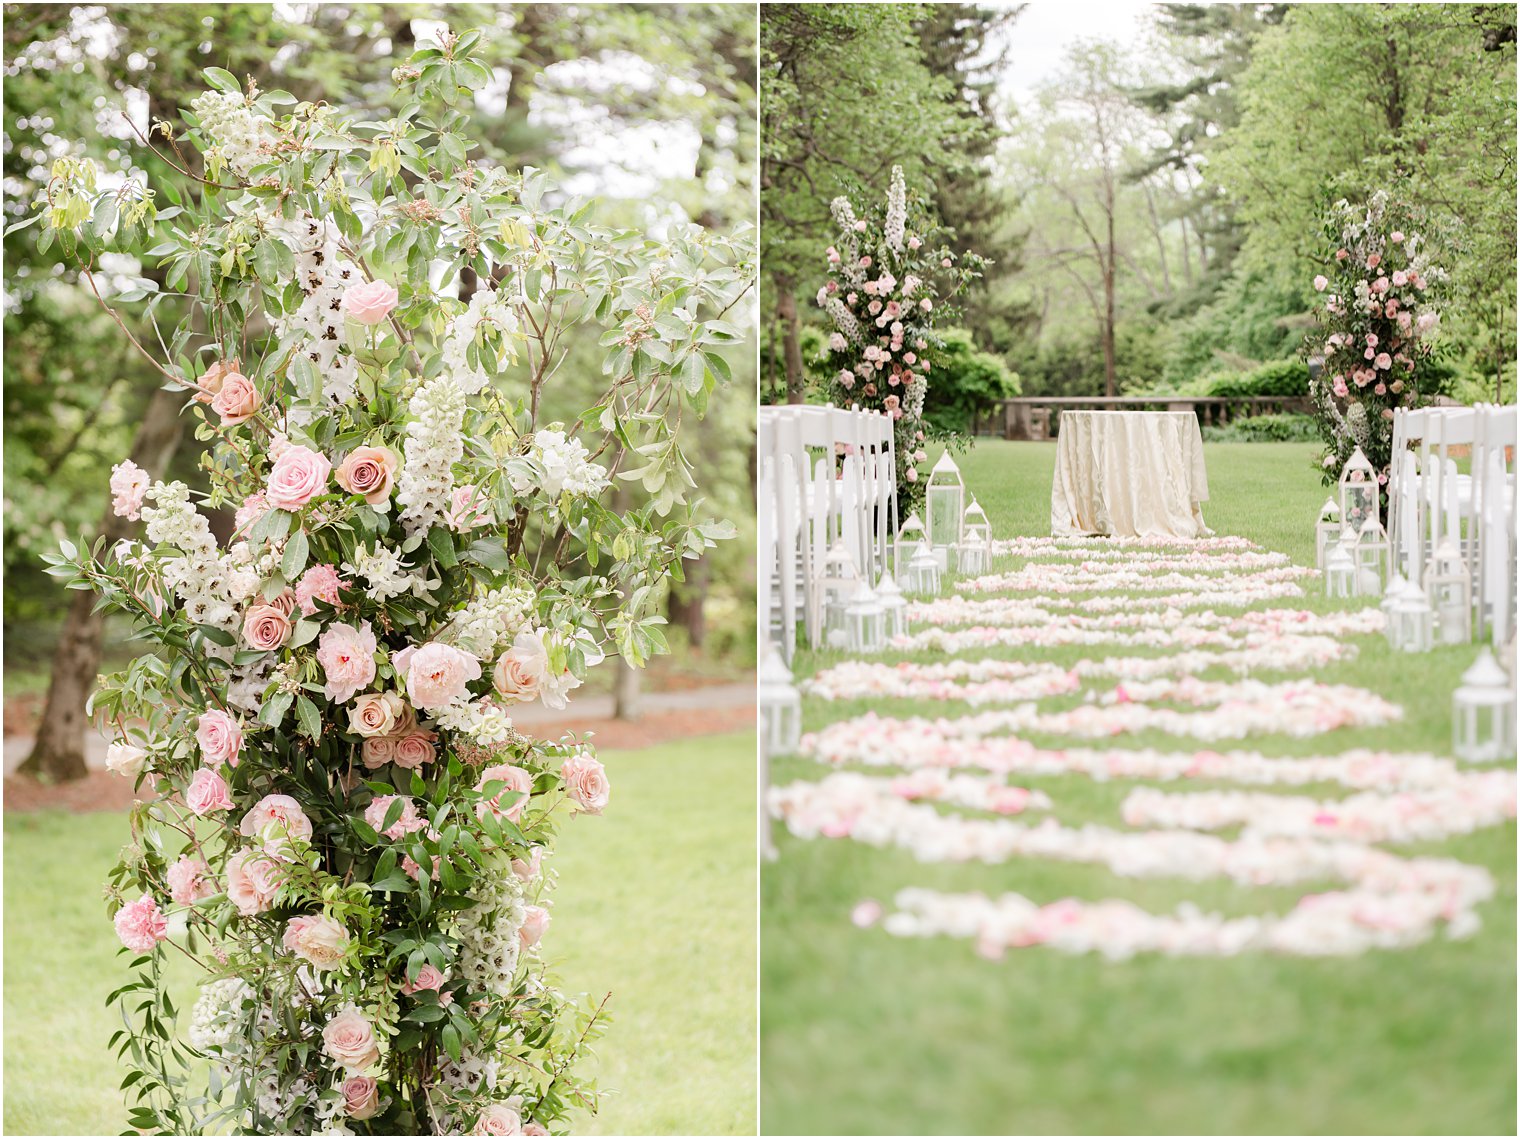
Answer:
[1050,411,1211,538]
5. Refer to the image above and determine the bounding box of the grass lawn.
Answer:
[760,440,1516,1136]
[4,731,758,1137]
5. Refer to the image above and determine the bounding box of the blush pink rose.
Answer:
[392,732,437,770]
[492,635,546,704]
[196,709,244,767]
[242,603,292,651]
[392,642,481,710]
[341,280,399,326]
[560,753,609,814]
[234,491,269,534]
[334,446,399,506]
[166,855,216,905]
[361,736,397,770]
[1313,275,1328,292]
[296,563,346,617]
[348,692,403,738]
[519,905,550,948]
[399,962,447,996]
[240,793,314,844]
[282,913,350,970]
[114,894,169,953]
[446,484,492,532]
[524,1125,549,1137]
[365,794,427,841]
[317,621,378,703]
[225,848,286,916]
[266,445,332,511]
[193,359,239,403]
[511,847,544,883]
[322,1007,380,1072]
[185,767,233,816]
[476,764,534,823]
[211,371,260,426]
[342,1076,380,1121]
[474,1104,525,1136]
[110,460,149,520]
[1366,253,1381,269]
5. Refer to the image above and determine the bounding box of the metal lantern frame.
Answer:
[925,453,966,553]
[1324,527,1357,599]
[1389,576,1434,653]
[758,648,803,756]
[1426,540,1473,646]
[1452,647,1516,763]
[1315,496,1341,571]
[820,538,861,644]
[1380,572,1408,646]
[1355,515,1389,597]
[1338,447,1380,535]
[894,511,928,578]
[875,572,908,640]
[956,523,990,578]
[963,496,991,536]
[845,582,888,654]
[904,544,942,596]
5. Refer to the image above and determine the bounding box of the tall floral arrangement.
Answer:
[38,29,752,1137]
[1306,191,1445,487]
[814,166,985,510]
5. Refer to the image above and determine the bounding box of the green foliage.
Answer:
[920,328,1020,434]
[1201,412,1318,443]
[1206,359,1309,399]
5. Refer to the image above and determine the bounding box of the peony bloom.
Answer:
[341,280,399,326]
[446,484,492,532]
[211,371,259,426]
[166,855,216,905]
[342,1076,380,1121]
[109,460,150,520]
[242,603,292,651]
[283,913,350,970]
[196,710,244,768]
[476,764,534,823]
[114,894,169,953]
[323,1007,381,1072]
[348,692,404,738]
[392,642,481,710]
[393,732,437,770]
[365,794,427,840]
[266,445,332,511]
[1313,275,1328,292]
[226,848,286,916]
[295,563,346,617]
[519,905,551,948]
[105,740,149,778]
[241,794,314,845]
[334,446,399,506]
[560,753,609,814]
[316,621,378,703]
[185,767,234,816]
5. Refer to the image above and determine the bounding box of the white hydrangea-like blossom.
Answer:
[433,698,514,746]
[263,213,364,413]
[826,297,864,345]
[444,586,535,659]
[506,430,609,500]
[442,288,522,396]
[187,977,253,1054]
[884,165,907,254]
[397,376,467,535]
[190,90,270,177]
[341,543,439,603]
[141,482,240,655]
[455,857,528,996]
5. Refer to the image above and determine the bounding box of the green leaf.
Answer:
[428,525,458,569]
[281,529,310,581]
[295,695,321,740]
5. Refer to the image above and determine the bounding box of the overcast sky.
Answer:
[991,0,1155,108]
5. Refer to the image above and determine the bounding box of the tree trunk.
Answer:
[612,657,642,722]
[1103,211,1118,398]
[667,558,709,649]
[20,384,187,781]
[776,276,807,404]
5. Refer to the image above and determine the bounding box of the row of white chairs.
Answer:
[1388,403,1516,643]
[758,404,898,661]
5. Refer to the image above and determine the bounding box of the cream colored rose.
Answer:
[348,692,403,738]
[322,1007,380,1072]
[282,914,350,971]
[211,371,260,425]
[342,1076,380,1121]
[334,445,399,506]
[242,603,292,651]
[473,1102,525,1136]
[492,630,549,704]
[105,741,148,778]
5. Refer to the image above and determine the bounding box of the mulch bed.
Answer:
[4,702,756,814]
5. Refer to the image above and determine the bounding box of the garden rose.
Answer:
[241,794,314,845]
[166,855,216,905]
[226,848,285,916]
[317,621,378,703]
[393,732,437,770]
[322,1007,380,1072]
[520,905,551,947]
[361,736,397,770]
[114,894,169,953]
[342,1077,380,1121]
[105,740,148,778]
[474,1103,525,1136]
[393,641,481,709]
[365,794,427,840]
[1366,253,1381,269]
[512,847,544,882]
[560,753,610,814]
[446,484,492,531]
[349,692,404,738]
[524,1125,549,1137]
[296,563,346,616]
[399,963,447,996]
[283,914,350,970]
[196,710,244,767]
[334,445,399,505]
[906,467,918,483]
[476,764,534,823]
[493,634,547,703]
[185,767,233,816]
[234,491,268,534]
[109,460,149,520]
[211,371,260,426]
[242,603,292,651]
[1391,231,1405,243]
[341,280,399,326]
[1313,275,1328,292]
[193,358,240,403]
[266,444,331,511]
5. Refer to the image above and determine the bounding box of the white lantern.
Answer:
[1355,515,1389,597]
[904,544,941,595]
[1389,576,1434,653]
[845,582,887,654]
[894,512,928,578]
[925,453,965,552]
[1315,497,1341,571]
[956,524,990,577]
[1324,528,1357,599]
[963,496,991,538]
[758,647,802,756]
[820,539,860,646]
[1380,572,1408,646]
[1338,447,1380,535]
[1452,647,1516,762]
[875,572,908,640]
[1425,540,1472,645]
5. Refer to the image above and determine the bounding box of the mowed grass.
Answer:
[4,731,758,1137]
[761,440,1516,1136]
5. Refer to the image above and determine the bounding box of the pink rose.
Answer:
[920,298,932,312]
[1392,270,1408,286]
[365,794,427,840]
[334,446,399,505]
[401,852,441,881]
[193,359,240,403]
[323,1007,380,1072]
[242,603,292,651]
[511,848,544,882]
[1367,253,1381,269]
[853,220,868,233]
[341,280,399,326]
[361,736,397,770]
[560,753,609,814]
[1375,353,1392,370]
[492,638,547,704]
[446,484,492,532]
[185,768,233,816]
[1313,275,1328,292]
[342,1076,380,1121]
[392,642,481,710]
[399,962,447,996]
[524,1125,549,1137]
[317,621,378,703]
[393,732,437,770]
[283,913,351,970]
[1375,382,1387,395]
[1391,231,1405,243]
[296,563,346,617]
[941,257,952,268]
[859,256,872,268]
[519,905,550,948]
[234,491,269,535]
[908,236,921,250]
[110,460,149,520]
[266,445,331,511]
[348,692,403,738]
[476,764,534,823]
[166,855,216,905]
[241,794,314,844]
[211,371,259,426]
[226,848,286,915]
[196,709,244,768]
[114,894,168,953]
[474,1104,525,1136]
[1335,248,1349,261]
[906,467,918,483]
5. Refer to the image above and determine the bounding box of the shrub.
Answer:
[1202,413,1320,443]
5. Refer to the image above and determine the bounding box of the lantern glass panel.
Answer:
[927,484,964,548]
[1452,649,1516,762]
[1338,447,1380,533]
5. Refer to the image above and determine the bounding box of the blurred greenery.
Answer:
[761,440,1516,1135]
[4,2,758,678]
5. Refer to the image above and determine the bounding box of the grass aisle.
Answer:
[4,731,757,1137]
[760,441,1516,1136]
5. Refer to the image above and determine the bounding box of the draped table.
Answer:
[1050,410,1211,538]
